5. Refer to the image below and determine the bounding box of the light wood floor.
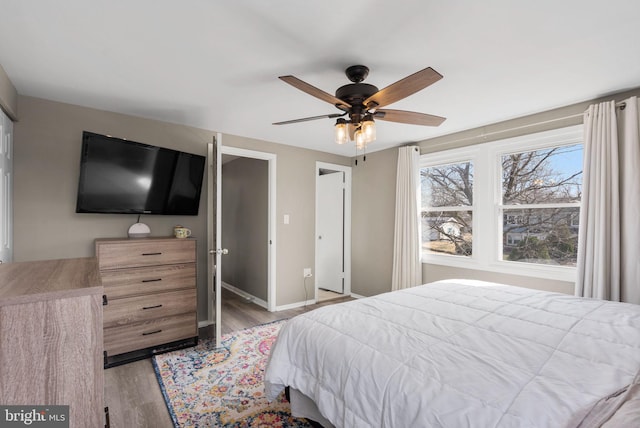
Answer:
[104,288,352,428]
[317,288,346,302]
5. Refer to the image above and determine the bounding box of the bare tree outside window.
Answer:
[501,144,583,265]
[421,161,473,257]
[420,144,582,265]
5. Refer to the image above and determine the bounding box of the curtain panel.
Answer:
[576,96,640,304]
[391,146,422,290]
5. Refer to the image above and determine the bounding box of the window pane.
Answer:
[502,144,582,204]
[422,210,472,257]
[502,207,579,266]
[421,161,473,207]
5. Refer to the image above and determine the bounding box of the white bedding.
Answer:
[264,279,640,427]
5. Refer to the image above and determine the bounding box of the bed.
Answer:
[264,279,640,427]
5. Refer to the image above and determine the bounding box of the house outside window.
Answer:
[420,125,583,282]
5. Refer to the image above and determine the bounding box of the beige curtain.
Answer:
[576,96,640,304]
[392,146,422,290]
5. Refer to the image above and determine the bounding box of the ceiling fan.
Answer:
[273,64,446,149]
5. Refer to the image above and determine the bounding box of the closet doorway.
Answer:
[220,146,276,313]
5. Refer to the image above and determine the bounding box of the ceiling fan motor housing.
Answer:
[335,83,379,120]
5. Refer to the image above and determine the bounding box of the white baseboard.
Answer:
[274,292,363,312]
[275,299,316,312]
[222,281,268,309]
[197,283,269,327]
[213,283,361,314]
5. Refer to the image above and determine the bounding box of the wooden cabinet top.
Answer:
[0,257,102,306]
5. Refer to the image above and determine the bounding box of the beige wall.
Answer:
[13,96,351,320]
[351,149,398,297]
[221,157,268,301]
[0,64,18,120]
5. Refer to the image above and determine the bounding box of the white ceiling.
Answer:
[1,1,639,156]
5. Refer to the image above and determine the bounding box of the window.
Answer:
[500,144,582,266]
[421,160,473,257]
[420,125,583,281]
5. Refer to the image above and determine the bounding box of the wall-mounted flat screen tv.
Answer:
[76,131,206,215]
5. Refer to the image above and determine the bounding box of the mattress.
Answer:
[264,279,640,427]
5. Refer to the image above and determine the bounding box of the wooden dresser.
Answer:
[96,237,198,367]
[0,257,104,428]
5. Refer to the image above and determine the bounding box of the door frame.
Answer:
[314,162,351,300]
[221,145,277,312]
[206,135,222,343]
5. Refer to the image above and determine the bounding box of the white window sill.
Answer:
[422,253,577,283]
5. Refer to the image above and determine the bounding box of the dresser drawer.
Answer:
[104,312,197,356]
[102,263,196,299]
[96,238,196,270]
[103,288,196,328]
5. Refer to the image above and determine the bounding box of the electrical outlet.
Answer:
[303,268,312,278]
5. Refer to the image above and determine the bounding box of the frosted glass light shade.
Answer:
[335,119,348,145]
[361,116,376,144]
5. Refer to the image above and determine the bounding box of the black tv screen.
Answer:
[76,131,206,215]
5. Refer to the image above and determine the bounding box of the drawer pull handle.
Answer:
[142,252,162,256]
[142,278,162,283]
[142,329,162,336]
[142,304,163,310]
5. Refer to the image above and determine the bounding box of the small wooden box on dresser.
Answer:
[96,237,198,368]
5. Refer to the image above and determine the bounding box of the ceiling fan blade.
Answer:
[273,112,346,125]
[279,75,351,109]
[374,109,446,126]
[364,67,443,109]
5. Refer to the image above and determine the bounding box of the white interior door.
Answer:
[316,171,344,293]
[0,111,12,264]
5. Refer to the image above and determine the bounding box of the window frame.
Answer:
[420,156,475,258]
[420,125,583,282]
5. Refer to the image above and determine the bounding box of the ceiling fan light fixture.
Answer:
[354,129,366,150]
[335,118,348,145]
[361,114,376,144]
[276,65,445,153]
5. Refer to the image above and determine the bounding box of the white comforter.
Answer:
[264,280,640,427]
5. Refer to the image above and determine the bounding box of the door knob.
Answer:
[213,248,229,255]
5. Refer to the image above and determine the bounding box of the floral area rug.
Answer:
[153,320,313,427]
